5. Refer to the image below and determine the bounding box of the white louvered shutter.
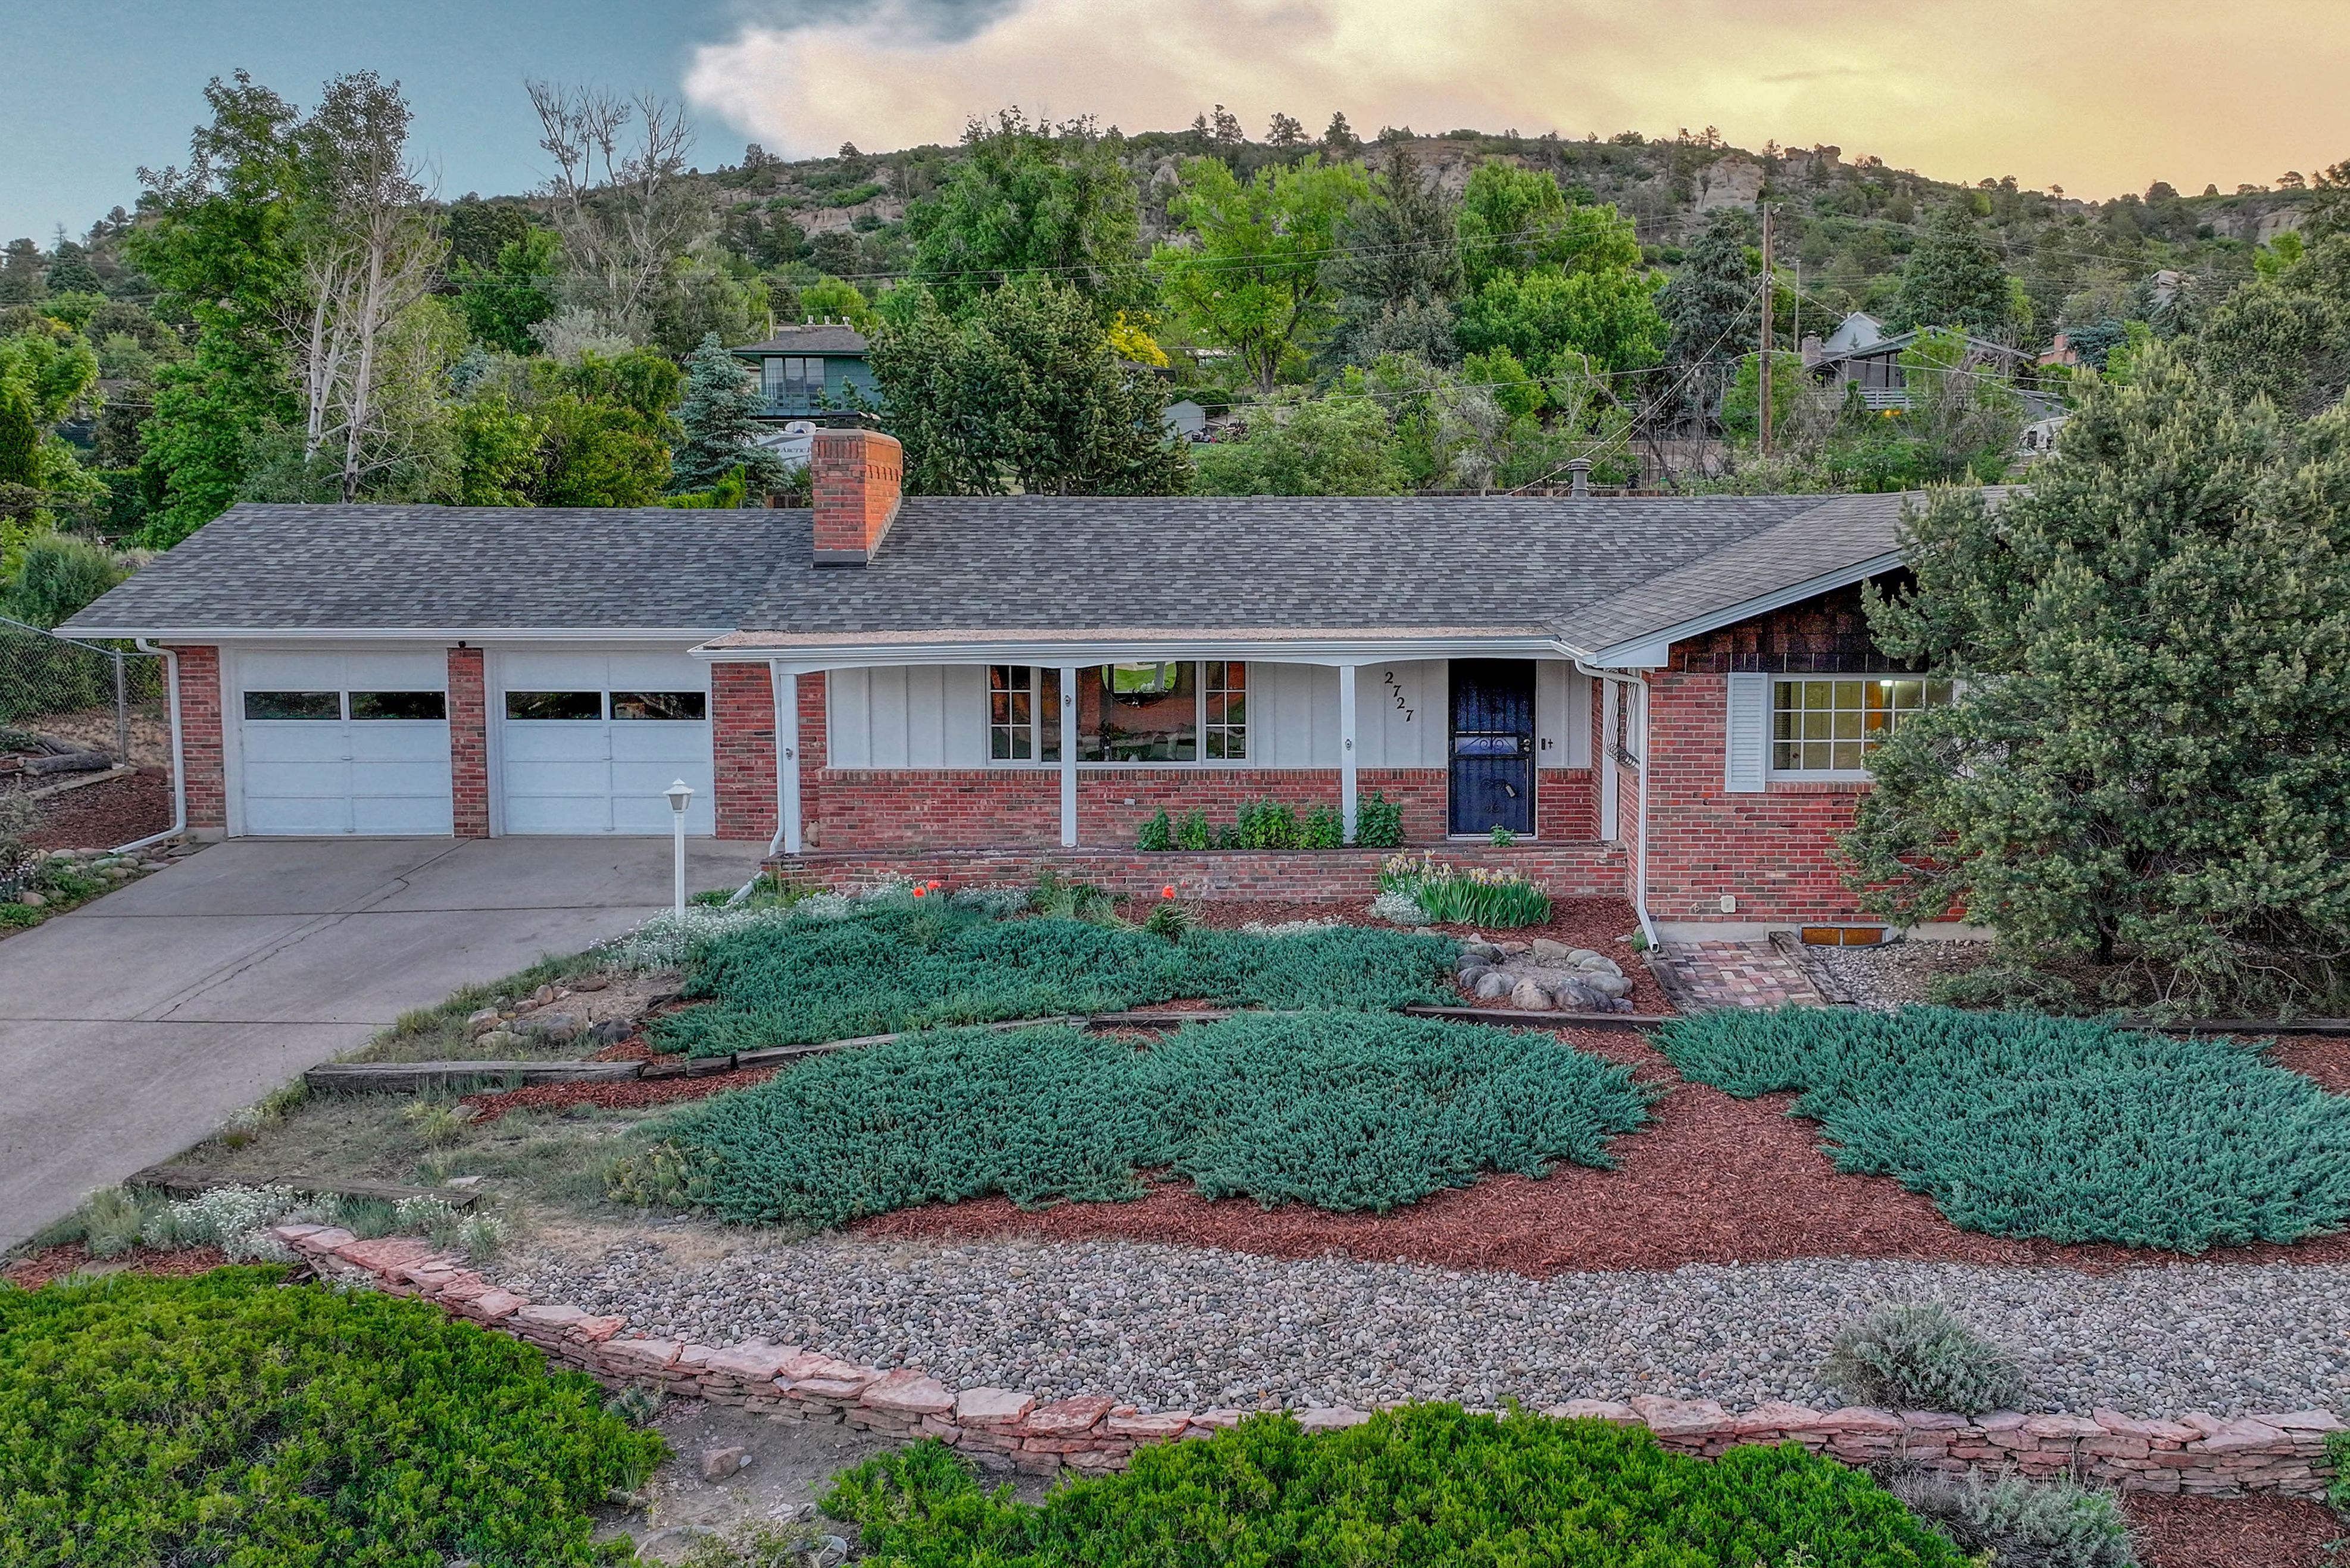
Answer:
[1724,672,1770,793]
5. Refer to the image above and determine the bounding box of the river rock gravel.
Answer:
[495,1236,2350,1420]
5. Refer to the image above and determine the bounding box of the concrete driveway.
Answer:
[0,836,767,1249]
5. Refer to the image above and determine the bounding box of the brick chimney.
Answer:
[811,425,904,567]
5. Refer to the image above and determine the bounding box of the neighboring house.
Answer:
[1162,399,1208,440]
[65,428,1982,938]
[2017,414,2069,460]
[1802,311,2033,412]
[728,323,877,420]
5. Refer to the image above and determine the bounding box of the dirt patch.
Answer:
[1180,895,1671,1013]
[21,767,176,852]
[463,1063,782,1123]
[2124,1492,2348,1568]
[2,1242,229,1288]
[849,1031,2350,1276]
[2268,1034,2350,1094]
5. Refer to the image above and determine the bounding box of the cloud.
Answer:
[683,0,2350,198]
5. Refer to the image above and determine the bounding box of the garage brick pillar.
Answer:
[447,647,490,837]
[173,644,227,834]
[810,425,904,567]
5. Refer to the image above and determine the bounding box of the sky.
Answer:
[6,0,2347,242]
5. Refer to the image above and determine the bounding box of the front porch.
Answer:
[763,840,1632,902]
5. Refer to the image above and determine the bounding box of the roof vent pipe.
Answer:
[1567,457,1592,497]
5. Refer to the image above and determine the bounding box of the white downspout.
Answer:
[1575,657,1660,952]
[112,639,186,856]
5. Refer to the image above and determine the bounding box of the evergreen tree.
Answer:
[1319,138,1461,371]
[1890,200,2012,337]
[871,278,1190,496]
[670,332,786,496]
[1845,345,2350,1010]
[2192,234,2350,417]
[1657,209,1755,427]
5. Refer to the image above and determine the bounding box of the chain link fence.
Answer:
[2,615,176,853]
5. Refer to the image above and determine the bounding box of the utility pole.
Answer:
[1758,202,1774,458]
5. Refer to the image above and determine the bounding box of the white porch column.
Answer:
[1058,664,1079,847]
[774,662,803,856]
[1337,662,1359,843]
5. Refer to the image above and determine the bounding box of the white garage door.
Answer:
[497,651,715,835]
[236,651,454,836]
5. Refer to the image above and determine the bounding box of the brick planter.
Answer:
[274,1224,2342,1497]
[765,843,1630,902]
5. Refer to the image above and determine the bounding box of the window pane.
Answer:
[1831,741,1864,771]
[1080,662,1197,762]
[1833,709,1862,740]
[351,690,446,721]
[243,690,340,721]
[507,691,602,721]
[1038,668,1061,763]
[612,691,707,721]
[1204,659,1246,762]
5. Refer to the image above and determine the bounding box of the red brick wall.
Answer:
[773,842,1629,901]
[1641,666,1870,924]
[1669,579,1911,674]
[1538,767,1596,843]
[446,647,488,838]
[811,428,904,561]
[814,769,1060,849]
[171,644,225,831]
[712,662,778,843]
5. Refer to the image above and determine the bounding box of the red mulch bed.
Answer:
[851,1030,2350,1276]
[461,1063,780,1123]
[2,1242,228,1288]
[2270,1035,2350,1094]
[21,768,175,851]
[2125,1493,2347,1568]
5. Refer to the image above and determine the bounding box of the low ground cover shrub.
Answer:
[1380,851,1554,927]
[0,1267,663,1566]
[626,1011,1651,1226]
[1659,1006,2350,1251]
[1136,797,1349,850]
[823,1404,1971,1566]
[2330,1429,2348,1511]
[1819,1301,2026,1414]
[654,902,1458,1056]
[1891,1472,2137,1568]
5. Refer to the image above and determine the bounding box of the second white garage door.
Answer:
[497,651,716,835]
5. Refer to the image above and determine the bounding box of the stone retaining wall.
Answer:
[274,1224,2342,1498]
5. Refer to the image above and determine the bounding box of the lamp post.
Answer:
[664,780,694,921]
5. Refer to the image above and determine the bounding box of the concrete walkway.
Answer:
[0,836,767,1248]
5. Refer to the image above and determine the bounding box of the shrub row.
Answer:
[821,1404,1973,1567]
[1658,1004,2350,1252]
[0,1267,663,1567]
[626,1011,1652,1227]
[653,902,1459,1056]
[1134,788,1407,852]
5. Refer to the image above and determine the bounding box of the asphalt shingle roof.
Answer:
[727,325,869,356]
[63,491,1920,657]
[716,493,1910,653]
[64,504,793,634]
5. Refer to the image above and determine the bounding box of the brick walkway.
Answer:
[1660,940,1826,1010]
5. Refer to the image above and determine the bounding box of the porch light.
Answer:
[665,779,694,920]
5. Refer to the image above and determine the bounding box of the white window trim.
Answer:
[983,660,1255,769]
[1761,672,1949,783]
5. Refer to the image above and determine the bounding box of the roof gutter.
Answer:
[61,626,734,644]
[112,639,186,856]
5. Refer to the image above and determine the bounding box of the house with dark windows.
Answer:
[728,322,877,419]
[1801,309,2032,412]
[65,425,1977,939]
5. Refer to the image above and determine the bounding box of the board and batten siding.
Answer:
[819,659,1590,771]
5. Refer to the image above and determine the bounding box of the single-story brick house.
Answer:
[66,426,1968,938]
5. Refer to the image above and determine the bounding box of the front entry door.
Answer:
[1449,660,1535,836]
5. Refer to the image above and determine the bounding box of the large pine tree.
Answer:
[1890,200,2011,339]
[1845,344,2350,1009]
[1657,209,1755,428]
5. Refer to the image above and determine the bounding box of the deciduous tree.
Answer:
[1156,154,1370,390]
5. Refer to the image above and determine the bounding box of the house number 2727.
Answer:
[1383,669,1412,722]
